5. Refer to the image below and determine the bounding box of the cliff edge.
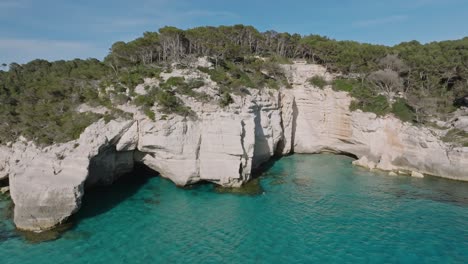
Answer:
[1,63,467,231]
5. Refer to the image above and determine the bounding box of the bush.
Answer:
[143,107,156,121]
[442,128,468,147]
[162,76,185,89]
[155,90,192,116]
[391,99,415,122]
[268,55,293,64]
[350,95,390,116]
[133,95,154,107]
[308,76,328,89]
[187,78,205,89]
[198,60,286,90]
[332,79,355,92]
[112,93,130,105]
[219,92,234,107]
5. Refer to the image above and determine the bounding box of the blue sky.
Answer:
[1,0,467,64]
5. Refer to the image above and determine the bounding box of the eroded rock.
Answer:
[3,64,468,232]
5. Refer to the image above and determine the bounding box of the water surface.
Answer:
[1,154,468,263]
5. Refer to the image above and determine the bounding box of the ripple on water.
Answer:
[1,154,468,264]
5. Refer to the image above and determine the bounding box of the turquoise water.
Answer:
[1,154,468,263]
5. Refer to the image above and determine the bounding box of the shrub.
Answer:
[350,95,390,116]
[143,107,156,121]
[308,76,328,89]
[162,76,185,89]
[219,92,234,107]
[391,98,415,123]
[113,93,130,105]
[332,79,355,92]
[187,78,205,89]
[442,128,468,147]
[133,95,154,107]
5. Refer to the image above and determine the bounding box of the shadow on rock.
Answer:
[252,155,283,179]
[73,163,158,222]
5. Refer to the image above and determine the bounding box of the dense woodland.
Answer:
[0,25,467,145]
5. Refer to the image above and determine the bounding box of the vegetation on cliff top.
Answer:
[1,25,467,145]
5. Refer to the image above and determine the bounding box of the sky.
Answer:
[1,0,467,64]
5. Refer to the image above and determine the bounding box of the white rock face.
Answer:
[116,122,139,151]
[135,89,282,187]
[453,115,468,131]
[283,86,468,181]
[8,119,136,231]
[282,63,336,85]
[2,63,468,231]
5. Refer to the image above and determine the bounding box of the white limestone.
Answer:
[411,171,425,178]
[2,63,467,231]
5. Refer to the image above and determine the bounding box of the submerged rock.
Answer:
[214,178,264,196]
[17,222,74,243]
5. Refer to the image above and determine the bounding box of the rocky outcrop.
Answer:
[8,120,136,231]
[4,88,284,231]
[284,87,468,181]
[135,89,283,187]
[1,63,467,231]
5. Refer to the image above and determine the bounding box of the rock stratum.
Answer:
[0,63,467,231]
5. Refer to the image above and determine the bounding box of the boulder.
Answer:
[411,171,425,178]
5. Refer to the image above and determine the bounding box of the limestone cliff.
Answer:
[0,63,467,231]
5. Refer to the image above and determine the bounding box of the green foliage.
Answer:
[0,59,109,145]
[332,79,355,92]
[158,76,210,102]
[155,90,179,111]
[268,55,293,64]
[105,25,468,120]
[187,78,205,89]
[219,92,234,107]
[2,25,468,145]
[350,95,391,116]
[441,129,468,147]
[332,78,391,116]
[112,93,130,105]
[114,65,161,95]
[308,76,328,89]
[391,99,415,123]
[198,58,287,92]
[134,94,154,107]
[133,86,192,116]
[161,76,186,89]
[143,107,156,121]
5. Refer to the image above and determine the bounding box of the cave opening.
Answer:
[76,163,159,223]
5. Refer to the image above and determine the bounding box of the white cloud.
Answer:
[353,15,408,27]
[0,38,105,64]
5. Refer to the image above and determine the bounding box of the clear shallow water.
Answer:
[1,154,468,263]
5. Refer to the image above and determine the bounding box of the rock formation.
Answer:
[0,63,467,231]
